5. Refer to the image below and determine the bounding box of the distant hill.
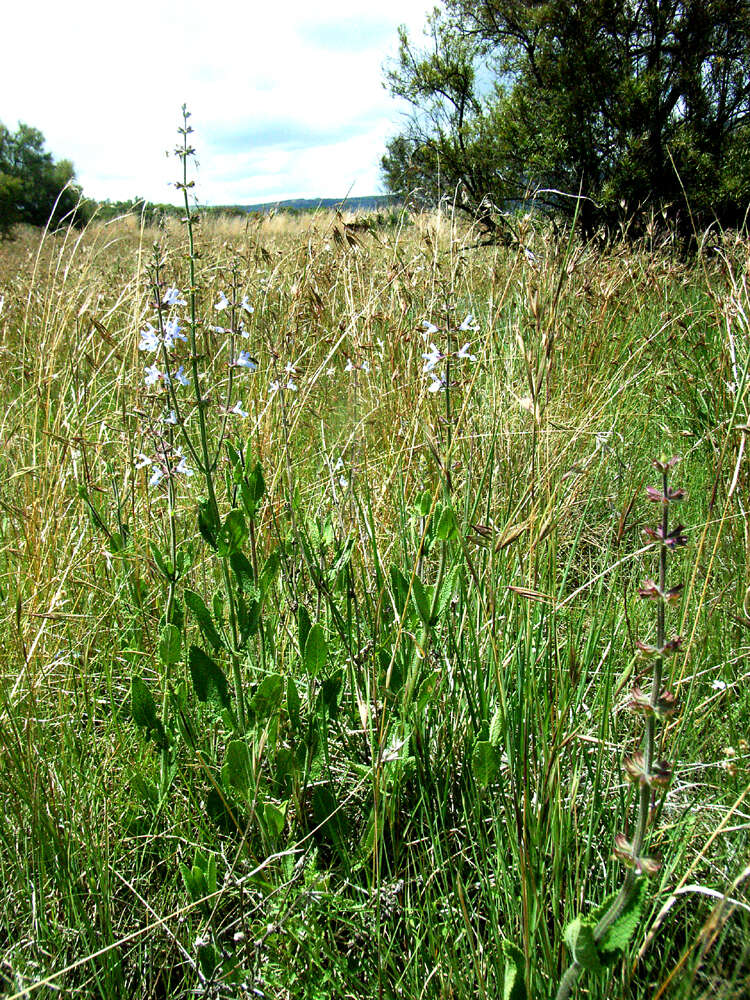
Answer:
[230,195,399,215]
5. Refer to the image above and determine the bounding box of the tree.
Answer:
[383,1,750,239]
[0,121,85,236]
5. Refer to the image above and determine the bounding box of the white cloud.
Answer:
[0,0,435,204]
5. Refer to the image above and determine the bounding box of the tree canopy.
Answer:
[0,121,84,236]
[382,1,750,239]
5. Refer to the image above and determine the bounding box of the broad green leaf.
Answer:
[320,668,343,718]
[472,739,500,787]
[564,916,601,972]
[433,564,460,622]
[304,623,328,677]
[389,564,411,616]
[185,589,224,651]
[130,675,166,746]
[188,645,230,709]
[597,879,647,957]
[502,941,527,1000]
[417,489,433,517]
[237,592,261,646]
[229,550,255,591]
[298,604,311,655]
[217,508,248,557]
[489,706,504,748]
[251,673,284,721]
[263,800,286,838]
[149,540,174,581]
[197,498,219,550]
[158,623,182,665]
[436,505,459,540]
[223,738,252,796]
[226,441,243,483]
[411,572,432,627]
[259,549,280,597]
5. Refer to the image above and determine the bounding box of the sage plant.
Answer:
[556,455,684,999]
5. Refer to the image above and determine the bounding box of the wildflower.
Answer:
[421,320,439,339]
[162,286,186,307]
[139,324,160,353]
[241,295,254,314]
[345,358,370,373]
[638,578,683,603]
[712,679,728,691]
[286,379,298,391]
[210,325,228,334]
[144,364,163,386]
[135,452,152,469]
[163,317,187,349]
[239,324,250,338]
[422,344,443,372]
[646,485,686,504]
[459,313,478,331]
[165,365,190,387]
[457,343,477,362]
[653,455,681,474]
[269,379,280,394]
[174,449,193,476]
[523,247,538,266]
[643,524,688,549]
[149,466,165,487]
[215,290,230,311]
[231,400,249,417]
[427,371,447,393]
[233,351,259,371]
[165,409,178,425]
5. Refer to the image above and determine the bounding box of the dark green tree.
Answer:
[0,121,85,236]
[383,1,750,238]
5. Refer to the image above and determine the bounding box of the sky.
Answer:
[1,0,436,205]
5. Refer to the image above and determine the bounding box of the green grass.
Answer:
[0,205,748,1000]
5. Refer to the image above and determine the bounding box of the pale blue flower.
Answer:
[163,317,187,349]
[215,290,230,311]
[174,449,193,476]
[139,324,160,353]
[241,296,254,314]
[144,363,163,386]
[457,343,477,362]
[459,314,478,332]
[427,372,447,393]
[149,466,165,487]
[165,409,178,425]
[163,286,186,307]
[231,401,249,417]
[233,351,258,371]
[173,365,190,387]
[422,344,443,372]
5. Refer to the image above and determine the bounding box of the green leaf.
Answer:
[188,645,230,709]
[472,739,500,787]
[417,489,433,517]
[298,604,311,655]
[217,508,248,557]
[489,706,504,748]
[149,540,174,581]
[184,589,224,652]
[320,668,343,718]
[564,916,601,972]
[263,801,286,839]
[130,675,166,746]
[303,623,328,677]
[597,879,647,957]
[158,623,182,665]
[197,498,219,550]
[259,549,280,597]
[223,738,252,796]
[436,505,459,540]
[226,441,243,483]
[433,564,460,622]
[287,675,301,729]
[251,673,284,721]
[241,460,266,520]
[502,941,527,1000]
[389,564,411,616]
[229,550,255,591]
[237,592,261,646]
[411,572,433,627]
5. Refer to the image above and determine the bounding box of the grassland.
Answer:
[0,205,748,999]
